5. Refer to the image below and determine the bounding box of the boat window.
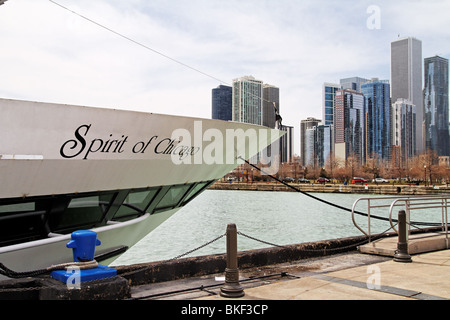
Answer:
[0,202,35,213]
[154,184,191,211]
[50,193,115,232]
[0,201,46,246]
[182,181,211,205]
[113,188,159,221]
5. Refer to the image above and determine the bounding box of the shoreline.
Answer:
[209,181,450,195]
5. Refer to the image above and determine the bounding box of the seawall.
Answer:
[210,181,450,195]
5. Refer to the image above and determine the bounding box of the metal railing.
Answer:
[352,194,449,244]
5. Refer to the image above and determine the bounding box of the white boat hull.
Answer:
[0,98,283,277]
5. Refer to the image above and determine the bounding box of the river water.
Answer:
[110,189,441,266]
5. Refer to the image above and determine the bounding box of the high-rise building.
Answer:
[301,117,321,166]
[361,79,391,162]
[424,55,449,156]
[279,125,293,163]
[305,127,316,167]
[391,37,423,153]
[315,125,334,168]
[303,125,333,168]
[340,77,369,92]
[391,99,416,167]
[263,84,280,129]
[322,83,341,126]
[212,85,232,121]
[232,76,264,125]
[334,89,365,164]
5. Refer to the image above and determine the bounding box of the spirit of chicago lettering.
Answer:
[59,124,199,160]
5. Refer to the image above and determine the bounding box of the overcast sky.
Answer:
[1,0,449,154]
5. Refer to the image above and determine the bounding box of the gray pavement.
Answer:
[200,249,450,300]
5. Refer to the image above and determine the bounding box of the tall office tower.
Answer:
[391,99,416,167]
[304,124,333,168]
[334,89,365,164]
[361,79,391,162]
[340,77,369,92]
[263,84,280,128]
[279,125,293,163]
[424,55,449,156]
[305,127,316,167]
[301,117,321,166]
[391,37,423,153]
[232,76,264,125]
[322,83,341,126]
[212,85,232,121]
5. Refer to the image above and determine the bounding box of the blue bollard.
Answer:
[51,230,117,285]
[66,230,101,262]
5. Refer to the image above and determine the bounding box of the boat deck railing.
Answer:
[352,194,449,243]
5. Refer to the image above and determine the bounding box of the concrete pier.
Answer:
[2,227,448,301]
[210,181,450,195]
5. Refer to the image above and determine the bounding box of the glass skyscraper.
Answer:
[334,89,365,163]
[361,79,391,162]
[424,55,449,156]
[212,85,232,121]
[391,37,423,153]
[391,99,416,168]
[322,83,341,126]
[301,117,321,166]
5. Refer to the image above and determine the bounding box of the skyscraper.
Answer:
[232,76,263,125]
[322,83,341,126]
[340,77,369,92]
[212,85,232,121]
[301,117,321,166]
[263,84,280,129]
[391,37,423,153]
[391,98,416,167]
[424,55,449,156]
[334,89,365,163]
[361,79,391,161]
[279,125,293,163]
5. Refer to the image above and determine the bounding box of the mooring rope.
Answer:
[238,156,441,227]
[0,260,98,278]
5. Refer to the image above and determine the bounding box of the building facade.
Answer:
[340,77,369,92]
[391,37,423,153]
[301,117,321,166]
[232,76,264,125]
[212,85,232,121]
[322,83,341,126]
[423,55,449,156]
[361,79,391,162]
[391,98,416,168]
[263,84,280,129]
[279,125,294,163]
[334,89,365,164]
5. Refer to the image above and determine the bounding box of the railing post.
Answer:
[220,223,244,298]
[393,210,412,263]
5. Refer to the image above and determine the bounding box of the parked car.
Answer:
[298,178,310,183]
[316,177,330,183]
[282,177,295,183]
[373,177,389,183]
[352,177,367,184]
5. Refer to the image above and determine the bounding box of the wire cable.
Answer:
[239,157,441,227]
[48,0,282,122]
